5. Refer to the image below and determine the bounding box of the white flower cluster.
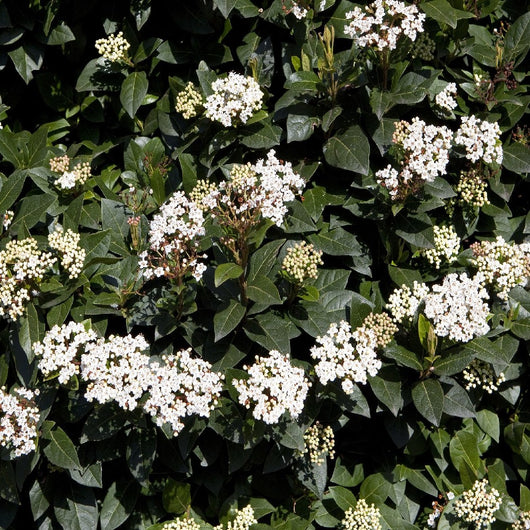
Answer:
[81,334,152,411]
[453,479,501,529]
[435,83,458,111]
[233,350,310,424]
[143,349,223,436]
[377,118,452,199]
[341,499,382,530]
[282,241,323,284]
[299,422,335,465]
[420,225,460,269]
[50,155,91,190]
[427,492,455,528]
[387,281,429,324]
[139,191,207,282]
[48,226,86,279]
[95,31,131,63]
[455,169,490,208]
[0,238,56,321]
[291,3,309,19]
[34,322,98,385]
[200,150,305,228]
[0,386,40,457]
[310,320,381,393]
[423,272,490,343]
[454,116,503,165]
[470,236,530,300]
[204,72,264,127]
[213,505,257,530]
[361,312,398,349]
[162,519,201,530]
[344,0,425,51]
[175,82,204,119]
[512,511,530,530]
[463,359,505,394]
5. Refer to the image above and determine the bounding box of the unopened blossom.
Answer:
[463,359,505,394]
[387,281,429,324]
[341,499,382,530]
[310,320,381,393]
[0,238,56,321]
[470,236,530,300]
[175,82,204,119]
[420,224,460,269]
[455,116,503,165]
[435,83,458,111]
[142,349,223,436]
[48,226,86,279]
[512,511,530,530]
[81,334,152,411]
[344,0,425,51]
[282,241,323,285]
[455,169,490,208]
[162,519,201,530]
[411,32,435,60]
[95,31,131,63]
[233,350,310,424]
[50,155,91,190]
[361,312,398,349]
[453,479,501,529]
[213,505,257,530]
[299,422,335,465]
[0,387,40,457]
[423,272,490,342]
[139,191,207,282]
[34,321,97,385]
[204,72,263,127]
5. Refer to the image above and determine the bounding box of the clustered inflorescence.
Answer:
[48,226,86,279]
[387,281,429,324]
[341,498,382,530]
[0,386,40,457]
[161,519,201,530]
[213,505,257,530]
[34,325,223,436]
[470,236,530,300]
[420,224,460,269]
[361,312,398,349]
[310,320,382,393]
[299,421,335,465]
[463,359,505,394]
[49,155,91,190]
[0,238,57,321]
[376,118,452,200]
[435,83,458,112]
[344,0,425,51]
[204,72,264,127]
[427,492,455,528]
[454,116,503,165]
[512,511,530,530]
[139,191,207,282]
[455,169,490,208]
[95,31,131,63]
[453,479,501,529]
[175,82,204,119]
[233,350,310,424]
[282,241,323,285]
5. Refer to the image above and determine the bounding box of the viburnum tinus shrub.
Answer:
[0,0,529,529]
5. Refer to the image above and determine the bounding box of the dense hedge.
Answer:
[0,0,529,529]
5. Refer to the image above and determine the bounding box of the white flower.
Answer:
[0,386,40,457]
[435,83,458,111]
[310,320,381,392]
[423,272,490,342]
[341,499,382,530]
[453,479,501,529]
[420,225,460,269]
[387,281,429,324]
[48,226,86,279]
[454,116,503,165]
[213,505,257,530]
[299,422,335,465]
[463,359,505,394]
[204,72,263,127]
[233,350,310,424]
[95,31,130,63]
[344,0,425,51]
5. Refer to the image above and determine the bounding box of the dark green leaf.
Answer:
[412,379,444,426]
[323,125,370,175]
[100,481,140,530]
[120,71,149,119]
[43,426,82,471]
[214,299,246,341]
[214,263,244,287]
[162,479,191,515]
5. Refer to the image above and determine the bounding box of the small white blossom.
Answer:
[387,281,429,324]
[423,272,490,343]
[161,519,201,530]
[282,241,323,284]
[0,386,40,457]
[204,72,263,127]
[48,226,86,279]
[310,320,381,393]
[344,0,425,51]
[453,479,501,529]
[463,359,505,394]
[512,511,530,530]
[3,210,14,229]
[175,82,204,119]
[435,83,458,111]
[213,505,257,530]
[454,116,503,165]
[233,350,310,424]
[50,155,91,190]
[420,225,460,269]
